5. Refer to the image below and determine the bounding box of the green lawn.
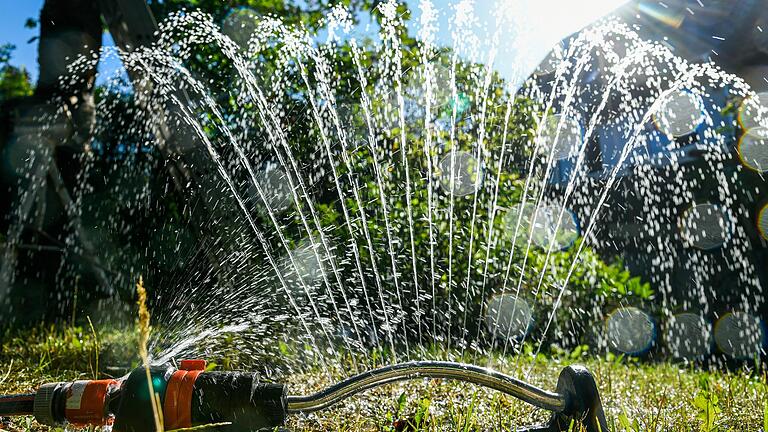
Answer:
[1,326,767,431]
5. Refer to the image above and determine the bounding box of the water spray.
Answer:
[0,359,608,432]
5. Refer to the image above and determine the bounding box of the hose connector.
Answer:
[32,379,119,427]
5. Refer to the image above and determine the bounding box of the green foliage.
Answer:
[0,43,33,101]
[0,43,13,64]
[694,376,721,432]
[764,395,768,432]
[0,325,136,378]
[618,411,641,432]
[590,258,653,300]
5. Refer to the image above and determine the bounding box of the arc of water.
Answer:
[473,91,516,357]
[365,0,413,355]
[502,29,633,362]
[296,31,440,358]
[294,56,383,356]
[299,43,400,360]
[166,93,334,377]
[523,56,744,374]
[154,12,360,365]
[134,33,349,367]
[349,37,410,360]
[417,0,439,345]
[459,35,499,357]
[513,40,658,365]
[488,27,593,360]
[444,51,461,352]
[384,3,423,349]
[205,23,380,365]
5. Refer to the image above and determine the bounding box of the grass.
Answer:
[1,326,767,432]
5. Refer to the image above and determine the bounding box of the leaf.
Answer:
[414,397,430,428]
[618,412,632,430]
[693,391,720,432]
[396,391,407,416]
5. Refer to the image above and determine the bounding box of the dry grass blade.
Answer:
[166,421,233,432]
[137,276,165,432]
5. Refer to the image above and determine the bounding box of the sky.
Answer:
[0,0,627,85]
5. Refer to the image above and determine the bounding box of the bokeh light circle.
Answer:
[503,202,535,245]
[221,7,260,50]
[249,162,292,216]
[438,150,484,197]
[1,134,51,178]
[664,313,711,360]
[758,203,768,241]
[502,203,579,251]
[678,203,730,250]
[714,312,765,359]
[484,293,533,342]
[407,62,456,111]
[605,307,656,355]
[539,114,583,160]
[738,91,768,132]
[737,128,768,173]
[654,90,705,137]
[531,204,580,251]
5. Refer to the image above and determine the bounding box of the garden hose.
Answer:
[0,360,608,432]
[0,393,35,417]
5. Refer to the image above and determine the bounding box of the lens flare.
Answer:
[636,1,685,29]
[484,293,533,342]
[664,313,711,360]
[678,203,730,250]
[448,92,471,118]
[714,312,766,360]
[653,90,705,138]
[737,128,768,173]
[539,114,583,160]
[758,203,768,241]
[737,91,768,132]
[605,307,656,355]
[438,151,484,197]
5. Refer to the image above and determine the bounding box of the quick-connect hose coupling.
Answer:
[32,379,120,426]
[111,360,287,432]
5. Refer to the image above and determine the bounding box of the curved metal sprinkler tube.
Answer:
[286,360,566,414]
[0,360,608,432]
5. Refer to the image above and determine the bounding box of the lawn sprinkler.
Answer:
[0,360,608,431]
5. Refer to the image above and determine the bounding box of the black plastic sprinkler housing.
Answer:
[0,360,608,432]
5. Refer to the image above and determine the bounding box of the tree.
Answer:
[0,44,33,102]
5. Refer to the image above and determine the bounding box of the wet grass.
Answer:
[1,326,767,431]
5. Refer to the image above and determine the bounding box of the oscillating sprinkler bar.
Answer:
[0,360,608,432]
[285,361,566,414]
